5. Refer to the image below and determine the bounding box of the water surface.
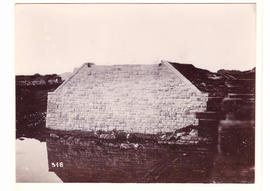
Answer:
[16,133,254,183]
[16,138,62,182]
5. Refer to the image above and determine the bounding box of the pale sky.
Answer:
[15,4,256,75]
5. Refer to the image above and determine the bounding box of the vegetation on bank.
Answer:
[16,74,62,140]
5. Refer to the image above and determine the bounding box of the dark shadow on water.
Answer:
[46,135,215,183]
[44,130,253,183]
[16,128,254,183]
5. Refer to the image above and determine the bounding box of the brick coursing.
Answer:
[46,62,208,134]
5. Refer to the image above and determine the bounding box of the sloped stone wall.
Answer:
[46,63,208,134]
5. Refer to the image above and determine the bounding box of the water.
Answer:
[16,138,62,182]
[16,132,254,183]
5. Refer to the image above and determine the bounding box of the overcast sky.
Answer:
[15,3,256,75]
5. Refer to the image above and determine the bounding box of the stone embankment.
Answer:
[46,63,208,134]
[16,64,255,149]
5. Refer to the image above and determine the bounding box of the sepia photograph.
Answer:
[15,3,256,184]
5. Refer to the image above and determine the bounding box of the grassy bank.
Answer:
[16,85,60,140]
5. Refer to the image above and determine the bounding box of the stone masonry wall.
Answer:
[46,63,208,134]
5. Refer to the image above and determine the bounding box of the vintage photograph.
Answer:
[15,3,256,183]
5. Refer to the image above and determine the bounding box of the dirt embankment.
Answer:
[16,74,62,140]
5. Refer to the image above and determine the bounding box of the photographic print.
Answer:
[15,3,256,183]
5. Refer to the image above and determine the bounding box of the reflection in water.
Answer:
[16,131,254,183]
[46,135,215,183]
[16,138,62,182]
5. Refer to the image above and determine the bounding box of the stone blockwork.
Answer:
[46,61,208,134]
